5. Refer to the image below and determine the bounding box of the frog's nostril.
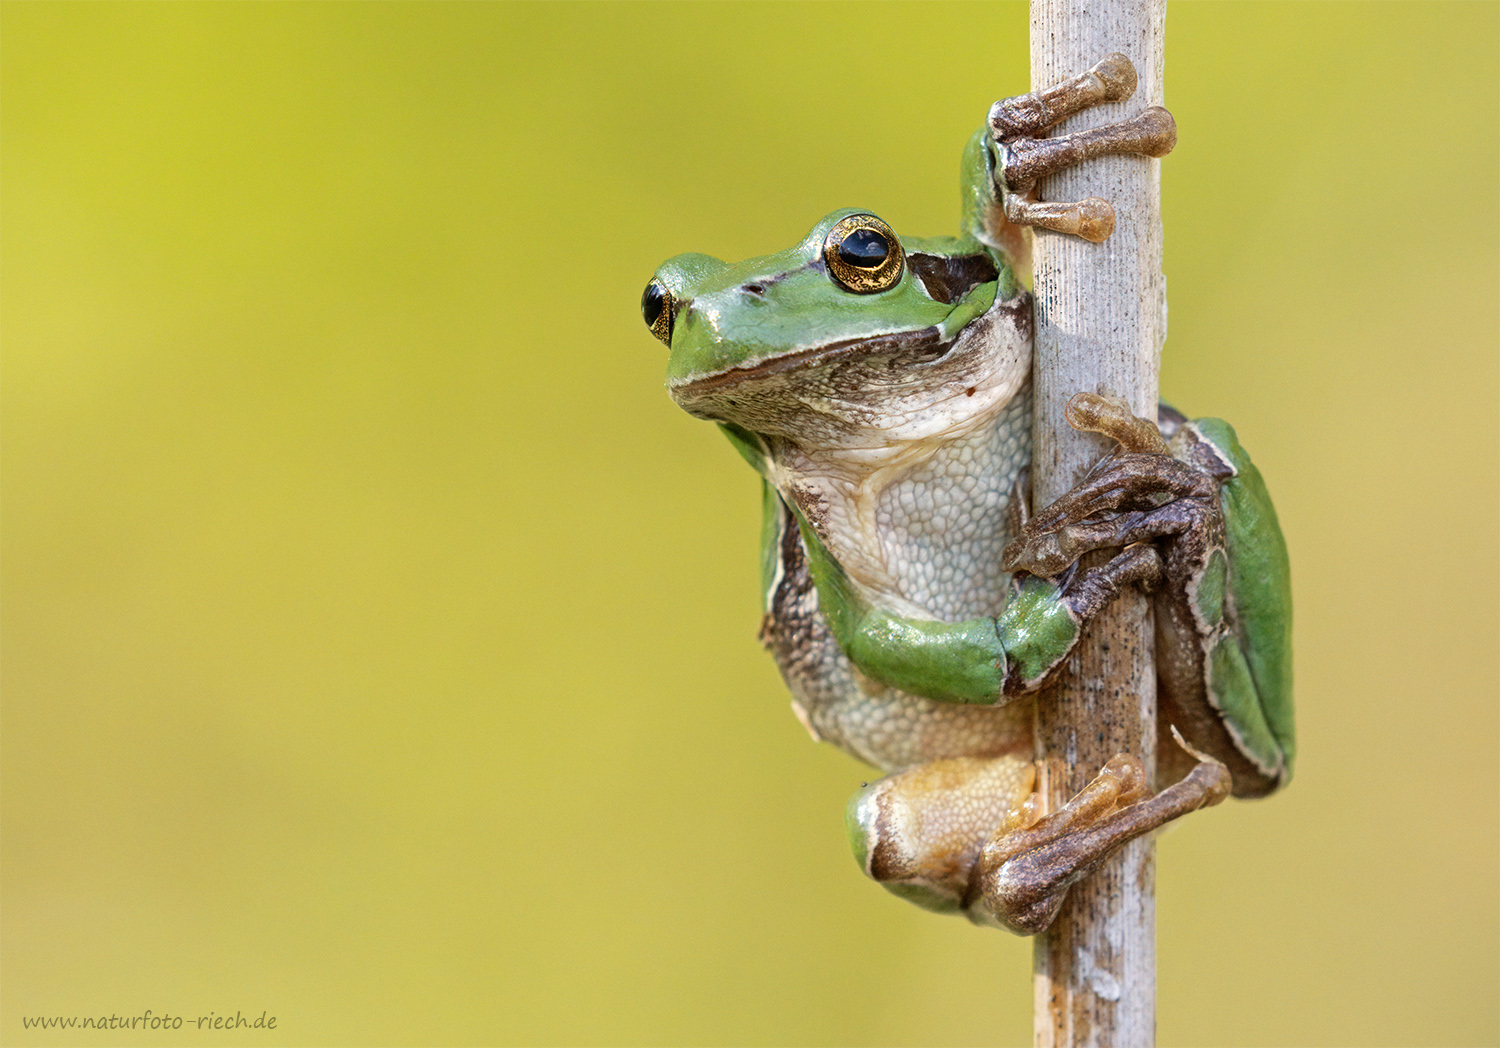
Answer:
[742,283,766,296]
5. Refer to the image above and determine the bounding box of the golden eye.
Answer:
[823,214,904,294]
[641,279,673,345]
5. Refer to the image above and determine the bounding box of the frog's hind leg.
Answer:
[847,754,1036,920]
[848,743,1231,934]
[974,743,1231,934]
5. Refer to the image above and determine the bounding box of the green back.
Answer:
[1197,417,1296,777]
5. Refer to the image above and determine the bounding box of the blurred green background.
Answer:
[3,3,1495,1046]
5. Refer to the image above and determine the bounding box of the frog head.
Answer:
[643,210,1031,468]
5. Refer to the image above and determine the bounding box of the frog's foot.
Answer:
[1003,455,1217,578]
[1002,394,1222,578]
[972,744,1232,934]
[849,744,1230,934]
[988,54,1176,242]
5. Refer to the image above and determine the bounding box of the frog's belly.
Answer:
[794,661,1035,773]
[763,550,1033,772]
[760,388,1035,771]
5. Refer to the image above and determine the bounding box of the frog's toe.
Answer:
[1000,448,1208,589]
[1003,195,1114,243]
[973,752,1231,935]
[988,53,1137,141]
[1003,501,1207,578]
[1003,451,1218,576]
[999,107,1176,190]
[1065,391,1169,454]
[986,55,1175,245]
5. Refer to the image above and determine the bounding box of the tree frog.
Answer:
[641,55,1292,934]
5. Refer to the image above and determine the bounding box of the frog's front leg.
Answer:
[850,740,1229,933]
[805,505,1237,933]
[987,53,1177,242]
[794,509,1168,705]
[1005,393,1295,796]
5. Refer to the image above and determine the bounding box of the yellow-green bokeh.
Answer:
[2,3,1495,1045]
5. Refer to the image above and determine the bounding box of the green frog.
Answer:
[641,55,1292,934]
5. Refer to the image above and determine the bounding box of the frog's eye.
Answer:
[823,214,905,294]
[641,278,673,345]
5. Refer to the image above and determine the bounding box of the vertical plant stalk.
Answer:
[1027,2,1167,1046]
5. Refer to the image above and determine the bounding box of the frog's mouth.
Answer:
[668,326,964,444]
[669,325,953,405]
[669,292,1032,450]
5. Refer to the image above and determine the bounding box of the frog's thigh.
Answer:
[847,754,1034,916]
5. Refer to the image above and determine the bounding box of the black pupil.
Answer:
[642,282,665,327]
[838,228,889,269]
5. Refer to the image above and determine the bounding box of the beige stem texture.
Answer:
[1027,2,1167,1046]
